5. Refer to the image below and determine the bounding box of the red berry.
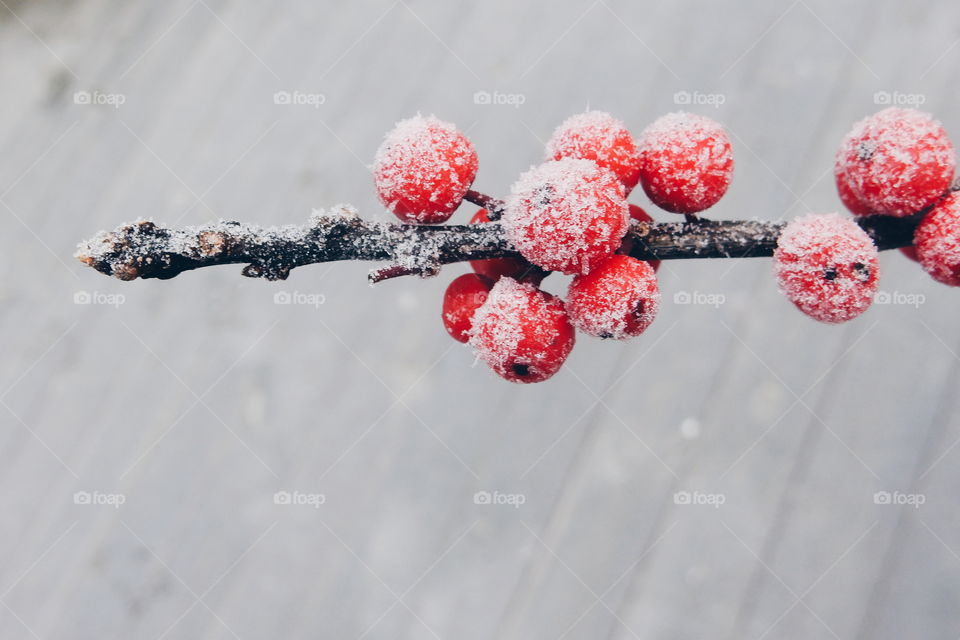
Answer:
[774,213,880,323]
[835,167,875,216]
[442,273,493,343]
[373,115,478,224]
[625,204,661,272]
[566,255,660,339]
[469,208,545,283]
[914,192,960,286]
[638,112,734,214]
[503,158,628,275]
[545,111,642,193]
[469,278,575,383]
[835,108,955,217]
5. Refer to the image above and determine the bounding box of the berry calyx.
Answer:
[503,158,628,275]
[835,107,956,217]
[442,273,493,343]
[566,255,660,339]
[469,208,546,283]
[914,192,960,286]
[373,115,478,224]
[638,112,734,214]
[774,213,880,323]
[545,111,642,193]
[469,277,575,383]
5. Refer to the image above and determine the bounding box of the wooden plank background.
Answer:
[1,1,959,638]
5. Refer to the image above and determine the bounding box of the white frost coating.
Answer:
[835,107,956,217]
[546,110,640,189]
[468,277,530,369]
[311,203,360,224]
[774,213,879,323]
[502,158,628,274]
[372,114,477,217]
[75,218,315,263]
[638,111,733,212]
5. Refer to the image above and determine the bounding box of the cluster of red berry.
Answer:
[774,107,958,324]
[371,107,959,383]
[373,111,734,383]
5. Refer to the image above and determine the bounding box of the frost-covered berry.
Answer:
[835,108,955,217]
[566,255,660,339]
[469,277,575,383]
[638,112,734,214]
[774,213,880,323]
[373,115,478,224]
[835,167,875,216]
[469,208,545,283]
[545,111,642,193]
[442,273,493,343]
[914,193,960,286]
[503,158,628,275]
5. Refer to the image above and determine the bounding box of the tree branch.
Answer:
[75,201,924,285]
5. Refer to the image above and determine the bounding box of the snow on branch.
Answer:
[75,199,922,285]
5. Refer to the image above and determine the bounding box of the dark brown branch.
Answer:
[627,213,922,261]
[75,201,924,285]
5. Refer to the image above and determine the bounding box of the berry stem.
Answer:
[463,189,506,219]
[76,205,924,285]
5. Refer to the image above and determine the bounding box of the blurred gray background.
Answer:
[1,1,959,638]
